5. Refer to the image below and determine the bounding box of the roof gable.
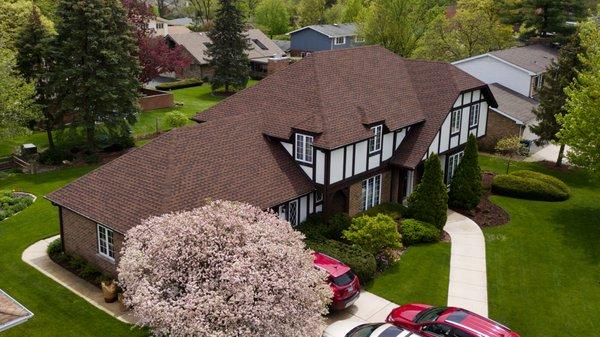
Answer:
[288,24,357,38]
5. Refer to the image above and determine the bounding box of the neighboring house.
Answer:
[149,17,192,37]
[452,44,558,149]
[166,28,288,79]
[288,24,364,57]
[273,39,291,55]
[46,46,497,277]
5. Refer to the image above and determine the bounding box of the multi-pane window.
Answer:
[288,200,298,226]
[315,190,323,203]
[97,224,115,260]
[469,104,480,127]
[295,134,314,164]
[334,36,346,45]
[361,174,382,211]
[368,125,383,153]
[447,151,464,183]
[450,109,461,134]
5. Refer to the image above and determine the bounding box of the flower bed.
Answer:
[0,190,35,221]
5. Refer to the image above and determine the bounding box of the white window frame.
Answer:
[450,109,461,134]
[469,104,480,127]
[535,74,544,90]
[156,22,164,29]
[361,174,382,211]
[295,133,314,164]
[447,151,464,183]
[368,125,383,154]
[97,224,115,261]
[334,36,346,45]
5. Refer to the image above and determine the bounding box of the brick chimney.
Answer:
[267,56,290,76]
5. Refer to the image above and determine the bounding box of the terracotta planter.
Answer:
[101,280,117,303]
[118,293,128,312]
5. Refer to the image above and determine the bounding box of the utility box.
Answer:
[20,144,38,157]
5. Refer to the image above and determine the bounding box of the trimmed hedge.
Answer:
[510,170,570,195]
[155,78,203,90]
[358,202,406,220]
[401,219,440,245]
[492,174,569,201]
[297,212,351,241]
[343,214,402,254]
[306,239,377,283]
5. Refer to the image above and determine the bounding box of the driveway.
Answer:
[326,291,398,325]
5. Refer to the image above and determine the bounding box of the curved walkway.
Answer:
[444,211,488,317]
[21,235,137,324]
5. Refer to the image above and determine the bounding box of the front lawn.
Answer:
[0,167,146,337]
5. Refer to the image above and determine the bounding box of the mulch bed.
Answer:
[538,160,574,173]
[451,171,510,228]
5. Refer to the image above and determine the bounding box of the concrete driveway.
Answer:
[326,291,398,325]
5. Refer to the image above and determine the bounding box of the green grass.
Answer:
[367,243,451,307]
[0,167,146,336]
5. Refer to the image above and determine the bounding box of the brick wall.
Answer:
[267,58,290,76]
[139,88,174,112]
[479,110,524,152]
[348,170,392,216]
[61,208,122,277]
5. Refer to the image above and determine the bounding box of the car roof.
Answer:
[439,307,513,337]
[371,323,424,337]
[312,252,351,278]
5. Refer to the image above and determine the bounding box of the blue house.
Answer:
[288,24,363,57]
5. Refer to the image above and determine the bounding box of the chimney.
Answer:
[267,56,290,76]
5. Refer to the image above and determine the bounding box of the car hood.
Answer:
[389,303,432,322]
[322,320,366,337]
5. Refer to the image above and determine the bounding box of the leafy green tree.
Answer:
[255,0,289,38]
[340,0,364,23]
[206,0,250,93]
[0,49,38,140]
[406,153,448,229]
[342,214,402,255]
[415,0,515,61]
[16,6,57,149]
[495,135,522,173]
[358,0,446,57]
[50,0,140,153]
[0,0,54,51]
[448,134,482,210]
[297,0,326,26]
[559,19,600,174]
[530,33,582,166]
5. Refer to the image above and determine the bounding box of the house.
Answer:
[46,46,497,277]
[452,44,558,149]
[166,28,288,79]
[288,24,364,57]
[148,17,192,37]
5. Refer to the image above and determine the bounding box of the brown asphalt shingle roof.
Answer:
[0,289,32,331]
[46,113,314,234]
[489,83,538,124]
[490,44,558,74]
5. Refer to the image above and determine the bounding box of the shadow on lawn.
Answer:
[551,206,600,264]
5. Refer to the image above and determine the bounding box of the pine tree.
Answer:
[206,0,250,93]
[16,6,57,150]
[530,33,582,166]
[50,0,140,153]
[448,134,482,210]
[406,153,448,229]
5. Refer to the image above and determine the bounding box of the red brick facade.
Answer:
[479,110,524,152]
[139,89,174,112]
[348,171,392,216]
[61,208,122,277]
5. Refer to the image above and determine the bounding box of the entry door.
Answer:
[288,200,298,226]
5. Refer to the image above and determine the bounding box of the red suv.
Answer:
[386,304,521,337]
[312,252,360,311]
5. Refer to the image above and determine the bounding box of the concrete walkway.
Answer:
[525,143,570,164]
[444,211,488,317]
[21,236,137,324]
[326,291,398,325]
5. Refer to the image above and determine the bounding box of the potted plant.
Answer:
[101,279,117,303]
[117,292,128,312]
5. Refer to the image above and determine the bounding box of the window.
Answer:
[535,74,544,89]
[450,109,461,134]
[295,134,314,164]
[361,174,382,211]
[288,200,298,226]
[252,39,268,51]
[469,104,480,127]
[334,36,346,45]
[97,224,115,261]
[368,125,383,153]
[315,190,323,203]
[447,151,464,182]
[355,36,365,43]
[156,23,164,29]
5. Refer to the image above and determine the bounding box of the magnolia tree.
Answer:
[118,200,331,337]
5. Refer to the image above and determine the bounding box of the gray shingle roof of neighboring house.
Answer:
[488,83,538,124]
[273,39,291,52]
[167,29,285,65]
[288,23,357,37]
[166,17,194,26]
[490,44,558,74]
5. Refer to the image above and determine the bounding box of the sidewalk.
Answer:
[444,211,488,317]
[21,235,137,324]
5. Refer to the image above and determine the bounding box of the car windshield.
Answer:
[348,323,382,337]
[332,271,355,286]
[414,307,447,323]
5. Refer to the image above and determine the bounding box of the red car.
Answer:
[386,304,521,337]
[312,252,360,311]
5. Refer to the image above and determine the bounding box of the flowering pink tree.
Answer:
[118,200,332,337]
[122,0,192,83]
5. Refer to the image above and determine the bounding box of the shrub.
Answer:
[359,202,406,220]
[297,212,351,241]
[492,174,569,201]
[401,219,441,245]
[449,134,482,210]
[406,153,448,229]
[39,147,75,165]
[305,239,377,283]
[164,111,189,129]
[342,214,402,255]
[155,78,203,90]
[47,238,63,255]
[510,170,570,195]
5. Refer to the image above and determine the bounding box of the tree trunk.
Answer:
[45,121,54,150]
[556,143,565,167]
[506,157,511,174]
[86,124,96,154]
